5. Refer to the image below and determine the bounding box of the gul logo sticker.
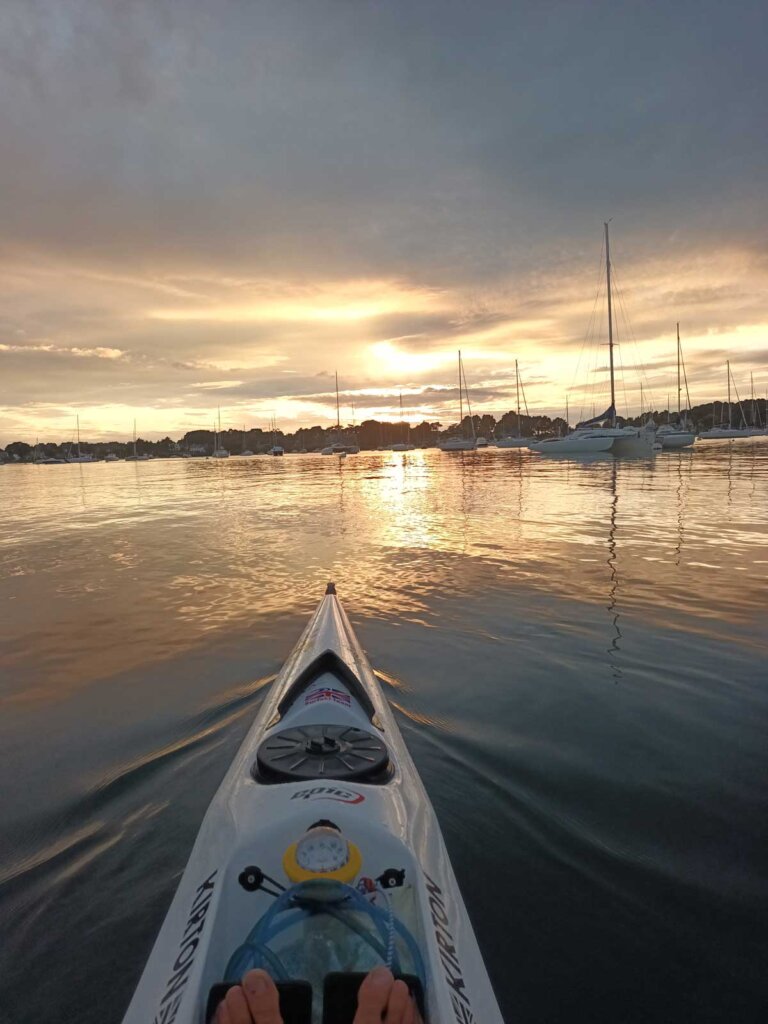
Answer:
[304,688,351,707]
[290,785,365,804]
[424,871,476,1024]
[153,870,217,1024]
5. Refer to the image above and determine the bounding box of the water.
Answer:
[1,446,766,1024]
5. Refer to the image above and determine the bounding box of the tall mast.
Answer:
[458,351,463,434]
[76,414,81,458]
[335,371,340,431]
[461,354,475,438]
[727,360,731,428]
[133,418,137,458]
[640,382,644,421]
[565,395,569,432]
[515,359,521,437]
[677,322,681,417]
[604,221,616,427]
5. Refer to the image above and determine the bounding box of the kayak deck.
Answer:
[122,584,503,1024]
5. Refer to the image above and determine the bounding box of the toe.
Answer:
[225,985,255,1024]
[403,994,418,1024]
[384,979,410,1023]
[241,969,283,1024]
[354,967,395,1024]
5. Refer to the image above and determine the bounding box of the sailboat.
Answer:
[698,362,750,439]
[268,416,285,456]
[238,426,254,456]
[321,373,359,454]
[65,415,96,462]
[125,419,152,461]
[496,360,533,448]
[747,373,766,436]
[656,324,696,449]
[438,351,477,451]
[212,409,230,457]
[391,392,416,451]
[529,223,656,457]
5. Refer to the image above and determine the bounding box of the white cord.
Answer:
[375,884,396,970]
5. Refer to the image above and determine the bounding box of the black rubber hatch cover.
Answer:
[256,725,389,781]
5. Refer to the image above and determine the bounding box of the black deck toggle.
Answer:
[307,736,340,754]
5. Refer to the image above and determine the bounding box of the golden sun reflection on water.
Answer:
[1,443,767,708]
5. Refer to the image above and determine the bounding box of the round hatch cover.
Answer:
[256,725,389,781]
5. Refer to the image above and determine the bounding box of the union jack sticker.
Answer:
[304,688,352,707]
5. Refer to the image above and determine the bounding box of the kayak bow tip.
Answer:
[325,580,337,595]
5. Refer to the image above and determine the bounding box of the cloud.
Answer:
[0,342,126,359]
[1,1,767,442]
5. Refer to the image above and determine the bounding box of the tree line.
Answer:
[1,398,765,460]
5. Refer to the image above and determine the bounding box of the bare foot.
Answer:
[215,969,282,1024]
[214,965,420,1024]
[353,966,419,1024]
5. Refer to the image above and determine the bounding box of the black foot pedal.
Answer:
[206,979,312,1024]
[322,972,425,1024]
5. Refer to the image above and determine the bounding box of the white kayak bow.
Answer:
[122,584,503,1024]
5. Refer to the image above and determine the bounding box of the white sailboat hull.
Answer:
[531,425,656,456]
[658,431,696,449]
[438,438,477,451]
[698,428,751,439]
[610,428,656,456]
[528,433,615,454]
[494,437,530,448]
[121,587,503,1024]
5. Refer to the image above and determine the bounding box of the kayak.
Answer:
[122,584,503,1024]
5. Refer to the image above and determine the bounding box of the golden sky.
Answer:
[1,1,766,443]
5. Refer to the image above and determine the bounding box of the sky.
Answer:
[1,0,767,443]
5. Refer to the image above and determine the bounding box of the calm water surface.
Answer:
[1,446,767,1023]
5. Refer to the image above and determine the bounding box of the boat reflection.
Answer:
[1,445,766,706]
[605,461,623,682]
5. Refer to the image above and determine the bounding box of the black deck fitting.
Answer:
[325,581,337,594]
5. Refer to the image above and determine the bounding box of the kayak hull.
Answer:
[122,588,502,1024]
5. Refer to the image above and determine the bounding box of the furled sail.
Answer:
[576,404,615,428]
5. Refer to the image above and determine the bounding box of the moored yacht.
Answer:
[495,360,533,448]
[530,421,655,455]
[438,351,477,451]
[267,415,285,455]
[65,416,96,462]
[321,372,359,454]
[656,325,696,450]
[390,392,416,450]
[530,223,656,458]
[698,362,750,439]
[211,409,230,457]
